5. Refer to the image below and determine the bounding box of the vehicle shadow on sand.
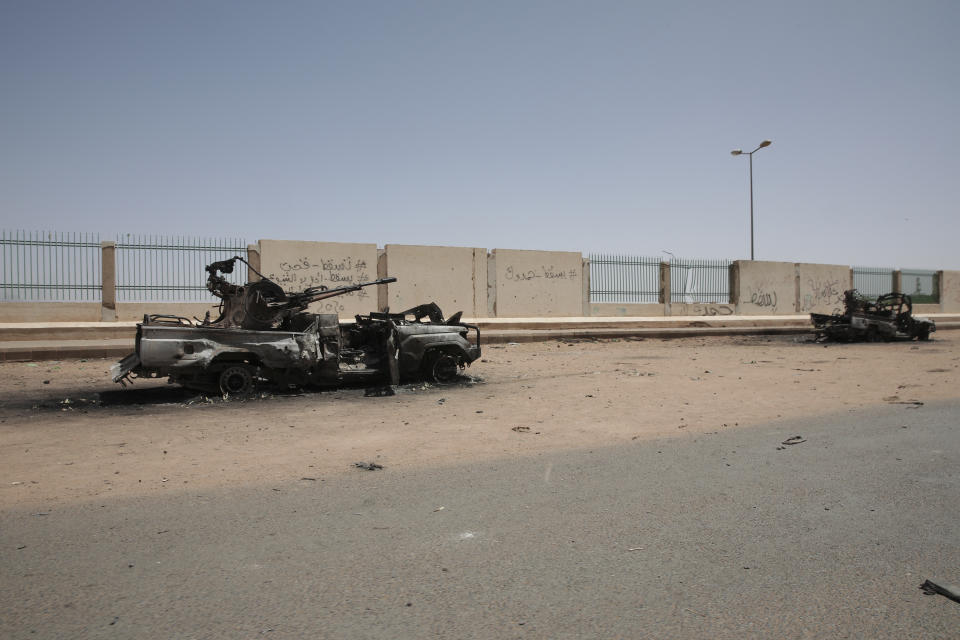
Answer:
[1,375,484,415]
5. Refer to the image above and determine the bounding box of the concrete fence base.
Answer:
[2,239,957,322]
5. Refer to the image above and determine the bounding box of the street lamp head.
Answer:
[730,149,743,156]
[759,139,772,148]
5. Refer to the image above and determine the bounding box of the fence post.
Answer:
[581,257,591,316]
[245,243,261,283]
[377,248,388,312]
[659,261,671,316]
[935,271,944,311]
[892,270,902,294]
[473,248,487,318]
[730,261,742,313]
[101,241,117,321]
[486,251,497,317]
[794,264,801,313]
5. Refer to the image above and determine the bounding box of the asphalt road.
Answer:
[2,401,959,639]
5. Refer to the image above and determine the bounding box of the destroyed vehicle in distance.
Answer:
[111,256,481,395]
[811,289,935,342]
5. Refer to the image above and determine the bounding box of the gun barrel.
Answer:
[297,277,397,305]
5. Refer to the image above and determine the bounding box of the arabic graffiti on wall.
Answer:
[800,278,843,314]
[265,255,373,313]
[502,265,579,282]
[748,286,778,310]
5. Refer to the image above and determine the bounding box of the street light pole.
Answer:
[749,150,754,260]
[730,140,772,260]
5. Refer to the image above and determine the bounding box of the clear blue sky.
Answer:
[3,1,958,269]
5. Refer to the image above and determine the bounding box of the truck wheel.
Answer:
[425,352,459,383]
[219,365,255,396]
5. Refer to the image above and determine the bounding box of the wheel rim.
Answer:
[431,354,459,383]
[219,366,254,395]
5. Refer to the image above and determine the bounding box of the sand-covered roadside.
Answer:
[1,334,957,508]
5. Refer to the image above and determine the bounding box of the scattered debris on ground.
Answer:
[2,334,958,507]
[884,396,925,407]
[354,461,384,471]
[777,435,806,450]
[920,578,960,604]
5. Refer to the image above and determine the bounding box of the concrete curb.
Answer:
[0,340,134,362]
[481,325,812,344]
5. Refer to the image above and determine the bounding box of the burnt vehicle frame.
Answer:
[811,289,935,342]
[111,256,480,395]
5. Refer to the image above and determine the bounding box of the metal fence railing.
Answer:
[901,269,939,303]
[670,258,732,303]
[0,230,102,301]
[0,230,948,309]
[115,235,249,302]
[588,254,661,303]
[852,266,894,299]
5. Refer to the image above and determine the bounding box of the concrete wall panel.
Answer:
[590,303,665,317]
[117,303,222,322]
[941,270,960,312]
[489,249,583,317]
[913,303,941,315]
[382,244,486,318]
[473,249,487,318]
[258,240,380,317]
[797,263,850,315]
[0,303,102,323]
[734,260,796,315]
[671,303,736,317]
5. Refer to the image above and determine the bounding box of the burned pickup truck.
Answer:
[111,257,481,395]
[811,289,935,342]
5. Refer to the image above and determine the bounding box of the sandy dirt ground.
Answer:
[1,334,958,509]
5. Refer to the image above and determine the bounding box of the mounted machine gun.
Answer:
[203,256,395,330]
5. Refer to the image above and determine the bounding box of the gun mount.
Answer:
[204,256,396,330]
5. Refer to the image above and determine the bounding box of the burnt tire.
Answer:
[424,352,460,383]
[917,327,931,341]
[219,365,255,396]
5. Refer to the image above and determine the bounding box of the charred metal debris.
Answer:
[811,289,935,342]
[111,257,481,395]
